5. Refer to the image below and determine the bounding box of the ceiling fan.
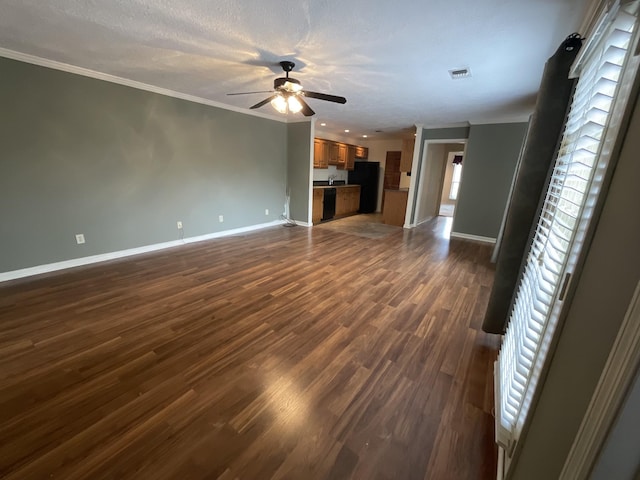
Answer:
[227,61,346,116]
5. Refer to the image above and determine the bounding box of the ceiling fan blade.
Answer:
[303,91,347,104]
[250,96,276,109]
[227,90,274,96]
[297,97,315,117]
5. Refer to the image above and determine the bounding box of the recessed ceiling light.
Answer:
[320,122,326,126]
[449,67,471,79]
[344,129,350,133]
[363,135,368,138]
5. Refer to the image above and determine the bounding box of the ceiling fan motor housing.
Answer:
[274,77,301,91]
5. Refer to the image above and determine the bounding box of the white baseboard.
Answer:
[293,220,313,227]
[0,220,284,283]
[497,447,505,480]
[450,231,497,244]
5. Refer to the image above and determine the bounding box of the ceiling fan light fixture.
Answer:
[287,95,303,113]
[271,94,288,114]
[241,61,345,117]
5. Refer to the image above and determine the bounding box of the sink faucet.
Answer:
[328,174,336,185]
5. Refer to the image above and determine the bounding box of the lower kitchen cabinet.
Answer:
[336,185,361,217]
[312,188,324,224]
[312,185,361,224]
[382,188,408,227]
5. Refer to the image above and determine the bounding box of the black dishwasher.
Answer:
[322,188,336,221]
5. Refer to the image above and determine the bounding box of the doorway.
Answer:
[382,151,402,208]
[407,139,467,228]
[438,152,464,217]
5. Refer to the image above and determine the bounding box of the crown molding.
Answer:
[0,47,292,123]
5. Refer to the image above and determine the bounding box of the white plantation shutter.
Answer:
[495,5,639,454]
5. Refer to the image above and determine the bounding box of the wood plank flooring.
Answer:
[0,216,500,479]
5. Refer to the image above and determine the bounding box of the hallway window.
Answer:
[449,163,462,200]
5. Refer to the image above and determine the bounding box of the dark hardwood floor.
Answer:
[0,216,500,479]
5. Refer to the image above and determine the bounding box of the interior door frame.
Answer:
[404,137,468,228]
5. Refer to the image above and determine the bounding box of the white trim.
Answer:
[405,137,469,228]
[570,3,620,78]
[496,447,506,480]
[295,221,313,227]
[413,215,435,227]
[450,231,497,244]
[419,121,471,129]
[577,0,617,48]
[0,220,285,283]
[404,124,424,227]
[467,116,532,125]
[559,281,640,479]
[494,360,514,452]
[307,118,317,225]
[0,47,288,123]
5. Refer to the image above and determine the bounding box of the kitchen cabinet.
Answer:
[313,185,360,223]
[312,188,325,224]
[355,145,368,159]
[382,189,408,227]
[339,145,356,171]
[334,143,349,169]
[335,185,361,217]
[314,138,366,171]
[400,138,415,172]
[328,142,339,165]
[314,139,329,168]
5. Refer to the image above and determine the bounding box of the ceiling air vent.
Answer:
[449,67,471,79]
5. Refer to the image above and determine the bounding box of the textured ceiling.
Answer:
[0,0,589,138]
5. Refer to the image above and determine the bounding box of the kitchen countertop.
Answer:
[313,184,360,189]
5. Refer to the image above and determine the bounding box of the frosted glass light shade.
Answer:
[271,95,287,113]
[287,96,303,113]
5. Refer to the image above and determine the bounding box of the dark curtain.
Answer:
[482,34,583,334]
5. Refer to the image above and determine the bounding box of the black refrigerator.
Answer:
[348,161,379,213]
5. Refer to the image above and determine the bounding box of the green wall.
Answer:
[408,126,471,224]
[452,123,528,239]
[0,57,288,272]
[422,126,470,140]
[286,122,312,223]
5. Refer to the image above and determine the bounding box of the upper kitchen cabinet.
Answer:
[400,138,415,172]
[328,142,346,166]
[314,138,329,168]
[334,143,349,169]
[355,145,368,159]
[314,138,367,171]
[345,145,356,171]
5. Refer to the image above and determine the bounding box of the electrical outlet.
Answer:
[265,209,269,216]
[218,215,224,223]
[177,221,183,229]
[75,234,85,245]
